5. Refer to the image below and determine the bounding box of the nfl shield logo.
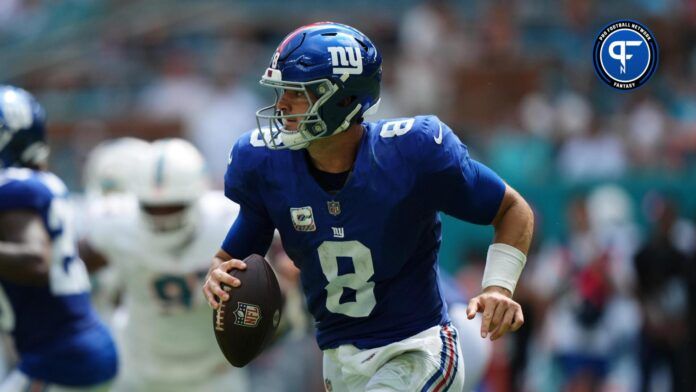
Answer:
[327,201,341,216]
[234,302,261,328]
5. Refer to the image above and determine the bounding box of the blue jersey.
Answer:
[223,116,505,350]
[0,168,117,386]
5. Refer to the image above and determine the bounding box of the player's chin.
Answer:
[282,119,300,131]
[283,124,298,132]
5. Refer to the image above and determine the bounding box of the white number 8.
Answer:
[318,241,376,318]
[379,118,414,138]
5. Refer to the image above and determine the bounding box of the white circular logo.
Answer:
[593,20,658,90]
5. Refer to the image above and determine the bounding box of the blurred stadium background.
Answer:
[1,0,695,391]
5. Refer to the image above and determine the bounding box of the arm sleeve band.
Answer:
[481,243,527,295]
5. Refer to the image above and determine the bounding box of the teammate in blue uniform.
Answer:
[204,23,534,391]
[0,86,118,391]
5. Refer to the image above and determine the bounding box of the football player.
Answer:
[0,86,118,391]
[204,22,534,391]
[79,139,248,392]
[77,137,151,322]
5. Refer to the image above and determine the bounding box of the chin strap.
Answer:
[334,103,363,135]
[363,98,381,117]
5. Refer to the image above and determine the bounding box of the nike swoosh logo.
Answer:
[434,122,443,144]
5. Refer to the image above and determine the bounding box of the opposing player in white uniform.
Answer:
[77,137,152,321]
[79,139,248,392]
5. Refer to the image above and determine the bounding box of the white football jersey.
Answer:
[85,191,246,390]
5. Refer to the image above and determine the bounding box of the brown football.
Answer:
[212,254,282,367]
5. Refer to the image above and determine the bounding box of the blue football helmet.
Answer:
[256,22,382,150]
[0,85,48,168]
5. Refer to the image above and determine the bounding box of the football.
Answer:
[213,254,283,367]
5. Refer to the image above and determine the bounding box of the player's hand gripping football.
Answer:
[203,250,247,309]
[466,286,524,341]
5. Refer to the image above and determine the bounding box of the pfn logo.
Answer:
[328,46,363,75]
[593,20,658,90]
[608,40,642,74]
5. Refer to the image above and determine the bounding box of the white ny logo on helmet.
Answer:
[328,46,363,75]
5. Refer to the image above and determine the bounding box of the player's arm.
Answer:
[77,239,109,273]
[490,185,533,254]
[467,184,533,340]
[0,210,51,285]
[421,117,534,340]
[206,133,276,308]
[203,205,275,309]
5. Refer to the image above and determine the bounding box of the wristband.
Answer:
[481,243,527,295]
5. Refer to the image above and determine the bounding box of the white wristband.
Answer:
[481,243,527,295]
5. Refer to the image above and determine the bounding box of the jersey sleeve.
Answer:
[0,177,53,214]
[224,133,269,217]
[221,132,275,258]
[221,205,275,259]
[416,116,506,225]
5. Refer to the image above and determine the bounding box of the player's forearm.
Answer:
[482,187,533,296]
[0,242,50,285]
[491,190,534,254]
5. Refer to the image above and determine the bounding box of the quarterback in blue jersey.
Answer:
[0,86,118,391]
[204,22,534,391]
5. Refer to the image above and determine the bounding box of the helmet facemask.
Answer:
[131,138,208,251]
[256,77,341,150]
[139,203,198,251]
